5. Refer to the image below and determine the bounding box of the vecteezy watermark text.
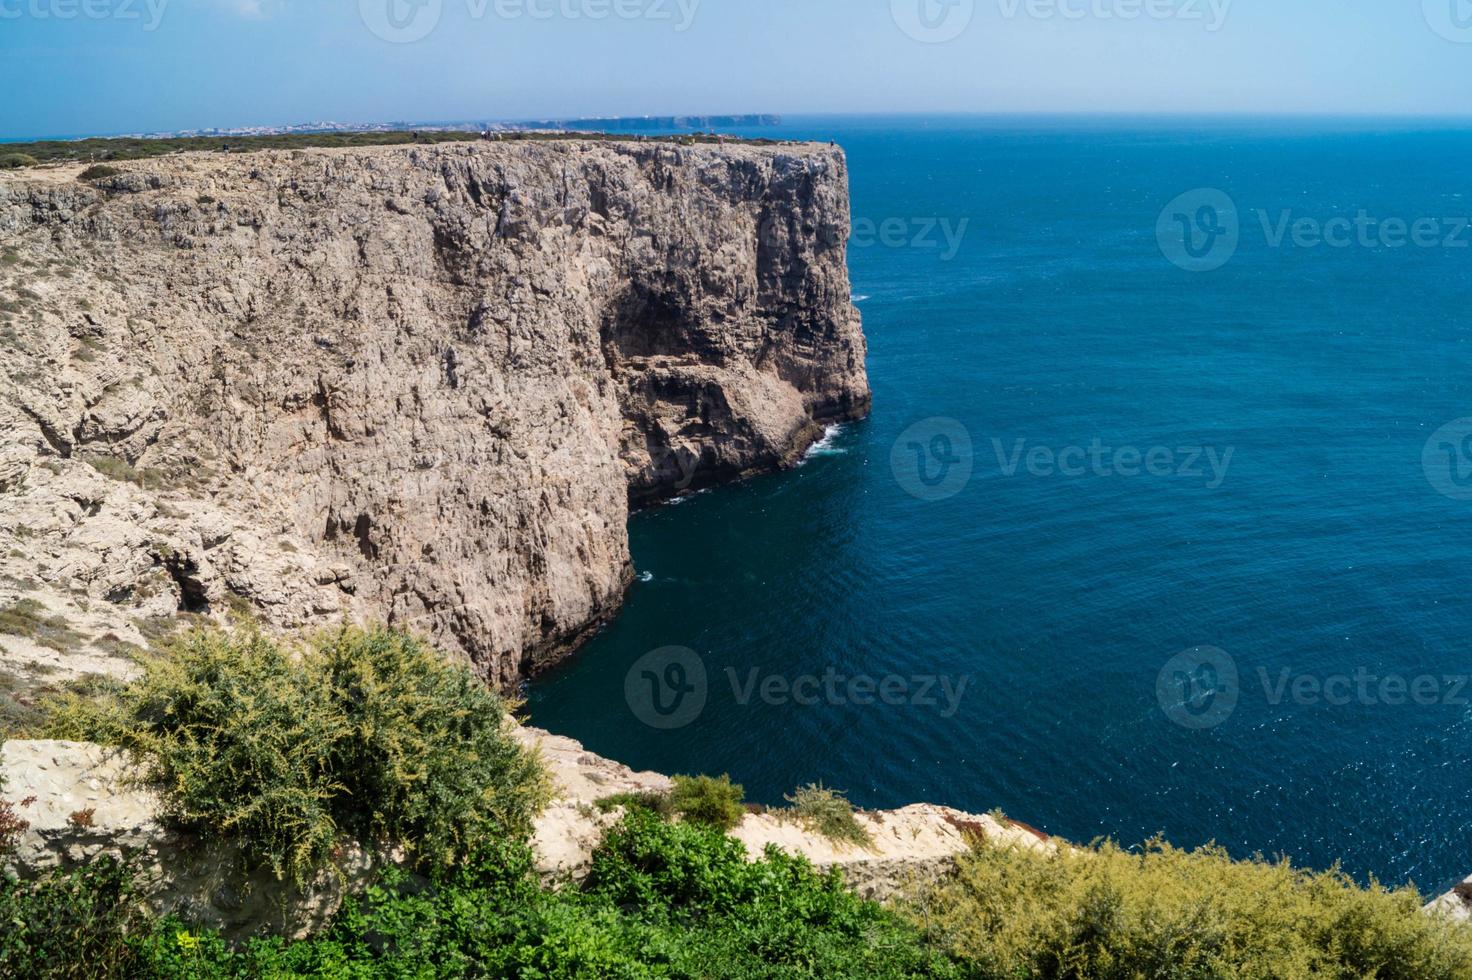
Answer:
[992,438,1234,489]
[624,647,970,729]
[0,0,167,29]
[890,418,1236,502]
[727,667,970,718]
[1157,646,1471,729]
[891,0,1230,43]
[850,217,971,261]
[998,0,1230,30]
[1158,188,1472,272]
[360,0,699,43]
[1258,667,1469,708]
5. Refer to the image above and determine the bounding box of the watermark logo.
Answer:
[993,438,1233,488]
[624,646,707,730]
[728,667,971,718]
[1424,0,1472,43]
[650,445,701,492]
[1423,418,1472,501]
[623,647,971,728]
[362,0,699,43]
[1157,646,1239,729]
[1259,667,1469,708]
[1159,648,1469,730]
[360,0,442,42]
[892,422,1236,499]
[1159,187,1472,271]
[891,418,974,501]
[0,0,169,30]
[891,0,974,42]
[851,216,972,262]
[1157,188,1240,272]
[998,0,1231,31]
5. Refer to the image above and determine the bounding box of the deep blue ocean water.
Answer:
[529,115,1472,894]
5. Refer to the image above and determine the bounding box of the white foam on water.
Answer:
[667,487,712,506]
[801,424,848,463]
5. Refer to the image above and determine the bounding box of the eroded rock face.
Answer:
[0,141,867,689]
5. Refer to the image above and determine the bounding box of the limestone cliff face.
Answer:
[0,141,867,689]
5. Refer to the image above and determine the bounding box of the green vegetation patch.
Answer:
[0,665,50,738]
[0,859,149,978]
[120,811,958,978]
[41,625,550,884]
[594,789,676,821]
[0,598,83,653]
[669,772,746,831]
[77,164,123,181]
[83,454,192,491]
[909,836,1472,979]
[0,153,38,170]
[786,782,873,849]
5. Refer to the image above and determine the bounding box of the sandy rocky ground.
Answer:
[0,728,1049,939]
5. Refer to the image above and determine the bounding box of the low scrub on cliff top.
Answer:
[785,782,874,849]
[669,772,747,831]
[0,859,152,979]
[41,625,549,884]
[908,836,1472,979]
[123,810,959,979]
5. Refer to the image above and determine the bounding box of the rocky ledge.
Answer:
[1,733,1047,939]
[1431,877,1472,924]
[0,140,868,692]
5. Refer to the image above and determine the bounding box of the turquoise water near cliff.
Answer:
[529,116,1472,894]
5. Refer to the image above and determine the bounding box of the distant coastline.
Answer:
[0,113,783,145]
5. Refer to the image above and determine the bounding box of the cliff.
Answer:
[0,140,868,691]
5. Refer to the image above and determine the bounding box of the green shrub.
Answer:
[0,153,38,170]
[315,626,550,869]
[909,837,1472,979]
[42,625,549,884]
[0,598,83,653]
[77,165,122,181]
[129,812,959,978]
[83,454,175,489]
[786,782,873,849]
[0,859,149,978]
[669,772,746,831]
[0,665,48,737]
[594,788,675,820]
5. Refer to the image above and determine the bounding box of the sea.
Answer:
[528,114,1472,895]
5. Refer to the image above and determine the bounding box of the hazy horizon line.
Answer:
[8,109,1472,144]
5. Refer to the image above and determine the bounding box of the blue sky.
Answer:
[3,0,1472,138]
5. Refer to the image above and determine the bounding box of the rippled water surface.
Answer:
[530,115,1472,893]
